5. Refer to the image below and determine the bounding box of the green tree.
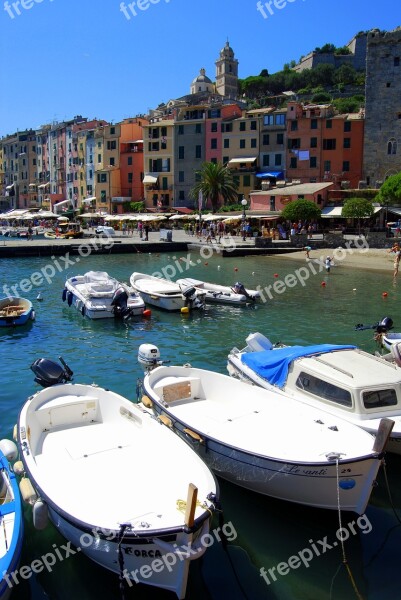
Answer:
[280,199,321,222]
[341,197,374,233]
[375,172,401,205]
[333,64,357,86]
[190,162,239,213]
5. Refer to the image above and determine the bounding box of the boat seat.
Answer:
[158,378,202,404]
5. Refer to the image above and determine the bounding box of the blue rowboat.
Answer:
[0,297,35,327]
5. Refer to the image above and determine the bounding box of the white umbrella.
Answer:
[168,214,187,221]
[202,214,223,222]
[57,216,69,222]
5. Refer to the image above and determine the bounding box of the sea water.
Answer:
[1,250,400,600]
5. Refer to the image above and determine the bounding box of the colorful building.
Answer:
[142,120,174,211]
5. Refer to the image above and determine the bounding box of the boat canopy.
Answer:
[241,345,356,388]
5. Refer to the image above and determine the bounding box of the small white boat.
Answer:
[0,440,24,599]
[140,344,393,514]
[17,358,218,599]
[63,271,146,319]
[228,332,401,454]
[176,278,260,306]
[0,297,35,327]
[130,272,206,312]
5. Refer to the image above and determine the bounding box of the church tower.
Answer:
[215,41,239,99]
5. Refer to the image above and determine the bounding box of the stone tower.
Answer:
[215,41,239,99]
[363,27,401,187]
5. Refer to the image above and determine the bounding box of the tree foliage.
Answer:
[375,172,401,205]
[190,162,239,213]
[280,199,321,222]
[341,197,375,219]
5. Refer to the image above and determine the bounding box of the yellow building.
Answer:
[142,120,175,210]
[224,112,261,199]
[94,123,121,213]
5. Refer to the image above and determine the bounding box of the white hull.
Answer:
[17,383,217,598]
[143,365,385,514]
[130,273,206,312]
[176,278,260,306]
[63,271,145,319]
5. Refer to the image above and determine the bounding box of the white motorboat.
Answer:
[175,278,260,306]
[0,440,24,599]
[17,357,218,599]
[227,332,401,454]
[130,272,206,312]
[62,271,146,319]
[139,344,393,514]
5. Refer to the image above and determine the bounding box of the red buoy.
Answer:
[382,292,388,298]
[143,309,152,318]
[274,273,278,278]
[321,281,326,287]
[234,267,238,271]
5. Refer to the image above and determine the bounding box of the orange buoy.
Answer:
[382,292,388,298]
[143,309,152,318]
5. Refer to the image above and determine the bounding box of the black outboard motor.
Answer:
[31,356,73,388]
[182,285,204,310]
[233,281,256,302]
[111,286,132,320]
[376,316,394,334]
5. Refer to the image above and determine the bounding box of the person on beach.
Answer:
[388,243,401,278]
[304,246,311,259]
[325,256,334,272]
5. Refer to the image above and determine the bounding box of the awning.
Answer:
[256,171,284,179]
[38,183,50,189]
[321,206,382,218]
[125,139,143,144]
[143,174,158,184]
[53,199,72,209]
[6,184,14,190]
[228,157,257,165]
[82,197,96,204]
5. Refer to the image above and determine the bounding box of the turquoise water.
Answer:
[1,250,401,600]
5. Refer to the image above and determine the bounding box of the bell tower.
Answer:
[215,41,239,99]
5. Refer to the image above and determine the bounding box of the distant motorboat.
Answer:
[176,278,260,306]
[0,297,35,327]
[130,272,206,312]
[17,357,218,599]
[63,271,146,320]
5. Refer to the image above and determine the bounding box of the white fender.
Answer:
[33,499,49,530]
[0,439,18,462]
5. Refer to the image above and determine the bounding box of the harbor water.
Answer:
[1,248,401,600]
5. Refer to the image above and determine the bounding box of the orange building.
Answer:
[117,117,148,213]
[286,102,364,190]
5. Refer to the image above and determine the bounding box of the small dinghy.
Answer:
[176,278,260,306]
[16,357,218,599]
[130,272,206,312]
[140,344,393,515]
[0,297,35,327]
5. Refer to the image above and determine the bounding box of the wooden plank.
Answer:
[184,483,198,528]
[373,418,395,453]
[163,381,191,403]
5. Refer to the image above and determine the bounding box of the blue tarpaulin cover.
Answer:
[240,345,356,388]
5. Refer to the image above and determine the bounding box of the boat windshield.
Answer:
[296,372,353,407]
[362,389,398,409]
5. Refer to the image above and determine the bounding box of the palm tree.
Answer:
[190,162,238,213]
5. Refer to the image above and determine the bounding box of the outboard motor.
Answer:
[111,286,132,320]
[233,281,256,302]
[376,316,393,334]
[138,344,163,372]
[181,285,204,310]
[30,356,73,388]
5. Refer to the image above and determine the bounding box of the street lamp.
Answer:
[241,196,248,241]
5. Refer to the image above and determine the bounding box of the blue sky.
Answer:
[0,0,400,137]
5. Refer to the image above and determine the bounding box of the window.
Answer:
[344,121,352,132]
[251,139,257,148]
[178,171,184,182]
[195,124,202,134]
[211,157,217,164]
[310,157,317,168]
[275,154,282,166]
[290,121,298,131]
[250,120,257,130]
[97,173,107,183]
[210,139,217,150]
[343,138,351,149]
[178,190,185,201]
[240,139,246,149]
[109,157,115,166]
[324,160,331,172]
[178,146,184,159]
[323,139,336,150]
[310,137,318,148]
[395,57,400,67]
[161,127,167,137]
[296,373,352,407]
[290,157,297,168]
[276,114,286,125]
[223,138,230,149]
[363,389,398,409]
[326,120,332,129]
[127,157,132,165]
[97,154,101,163]
[289,138,301,149]
[270,197,276,210]
[162,177,168,191]
[128,173,133,183]
[223,156,229,164]
[263,134,270,145]
[388,138,397,155]
[240,121,246,131]
[110,127,115,135]
[263,115,274,126]
[386,82,391,88]
[196,145,202,158]
[211,122,218,132]
[222,122,233,133]
[310,119,318,130]
[342,161,350,172]
[178,125,184,135]
[262,155,270,166]
[243,175,251,186]
[276,133,284,145]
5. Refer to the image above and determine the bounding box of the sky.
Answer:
[0,0,400,138]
